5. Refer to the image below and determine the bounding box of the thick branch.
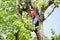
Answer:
[46,0,54,9]
[14,31,19,40]
[48,0,54,6]
[16,0,27,16]
[16,0,19,5]
[35,0,54,22]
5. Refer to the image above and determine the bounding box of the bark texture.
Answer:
[35,22,45,40]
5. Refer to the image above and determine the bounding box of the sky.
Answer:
[43,4,60,37]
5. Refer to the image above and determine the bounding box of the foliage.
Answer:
[0,0,35,40]
[51,28,60,40]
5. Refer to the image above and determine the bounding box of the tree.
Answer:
[15,0,59,40]
[0,0,59,40]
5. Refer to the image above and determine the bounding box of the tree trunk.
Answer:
[34,22,45,40]
[14,31,19,40]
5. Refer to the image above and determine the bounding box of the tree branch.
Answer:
[16,0,19,5]
[43,0,59,21]
[46,0,54,9]
[15,0,35,31]
[45,6,56,20]
[35,0,54,22]
[16,0,26,16]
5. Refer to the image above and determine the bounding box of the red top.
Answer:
[29,9,42,22]
[30,10,36,17]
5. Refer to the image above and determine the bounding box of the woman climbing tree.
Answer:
[28,9,42,27]
[25,0,42,27]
